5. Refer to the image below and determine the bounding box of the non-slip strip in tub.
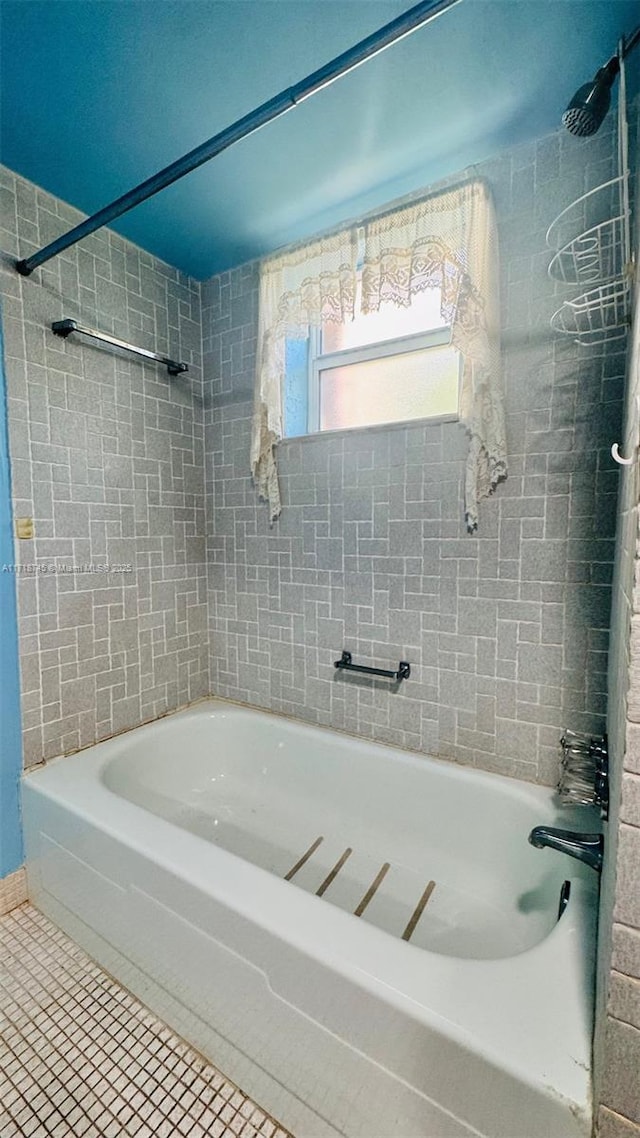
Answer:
[354,862,390,917]
[402,880,436,942]
[316,848,353,896]
[283,835,438,944]
[284,836,324,880]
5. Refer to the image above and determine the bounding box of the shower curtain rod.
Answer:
[16,0,460,278]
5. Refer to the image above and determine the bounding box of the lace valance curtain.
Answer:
[250,178,507,530]
[251,229,358,520]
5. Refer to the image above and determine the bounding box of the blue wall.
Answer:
[0,311,23,877]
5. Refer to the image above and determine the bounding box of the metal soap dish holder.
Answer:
[550,277,631,346]
[547,172,633,347]
[546,177,628,287]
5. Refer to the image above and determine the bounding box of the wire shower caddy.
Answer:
[548,44,633,346]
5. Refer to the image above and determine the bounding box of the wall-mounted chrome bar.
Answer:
[16,0,460,278]
[334,650,410,682]
[51,319,188,377]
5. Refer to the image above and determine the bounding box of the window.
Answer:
[252,180,505,530]
[283,281,460,438]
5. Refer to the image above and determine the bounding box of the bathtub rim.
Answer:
[29,692,579,809]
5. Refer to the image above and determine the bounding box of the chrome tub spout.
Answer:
[528,826,604,872]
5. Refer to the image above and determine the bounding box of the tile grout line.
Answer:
[0,905,293,1138]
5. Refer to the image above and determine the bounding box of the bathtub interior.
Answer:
[100,705,598,960]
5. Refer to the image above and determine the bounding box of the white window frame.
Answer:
[306,324,460,434]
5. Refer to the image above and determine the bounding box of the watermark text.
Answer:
[2,563,133,575]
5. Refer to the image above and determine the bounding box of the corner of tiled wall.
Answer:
[0,165,210,768]
[595,136,640,1137]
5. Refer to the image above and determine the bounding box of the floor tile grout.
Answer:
[0,904,293,1138]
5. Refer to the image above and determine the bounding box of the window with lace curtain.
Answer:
[283,264,461,437]
[251,179,506,531]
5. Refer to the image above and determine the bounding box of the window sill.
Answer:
[280,412,460,446]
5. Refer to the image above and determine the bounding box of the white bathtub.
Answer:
[23,699,599,1138]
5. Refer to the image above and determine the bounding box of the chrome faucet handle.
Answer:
[528,826,604,872]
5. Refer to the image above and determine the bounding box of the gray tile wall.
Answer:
[202,121,627,785]
[595,154,640,1138]
[0,167,209,766]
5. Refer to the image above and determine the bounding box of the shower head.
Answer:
[562,25,640,138]
[562,56,619,137]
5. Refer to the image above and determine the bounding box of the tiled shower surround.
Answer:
[0,166,209,765]
[2,126,628,783]
[203,120,627,785]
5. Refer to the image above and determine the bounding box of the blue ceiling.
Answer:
[1,0,638,280]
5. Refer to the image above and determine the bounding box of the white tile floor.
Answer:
[0,904,294,1138]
